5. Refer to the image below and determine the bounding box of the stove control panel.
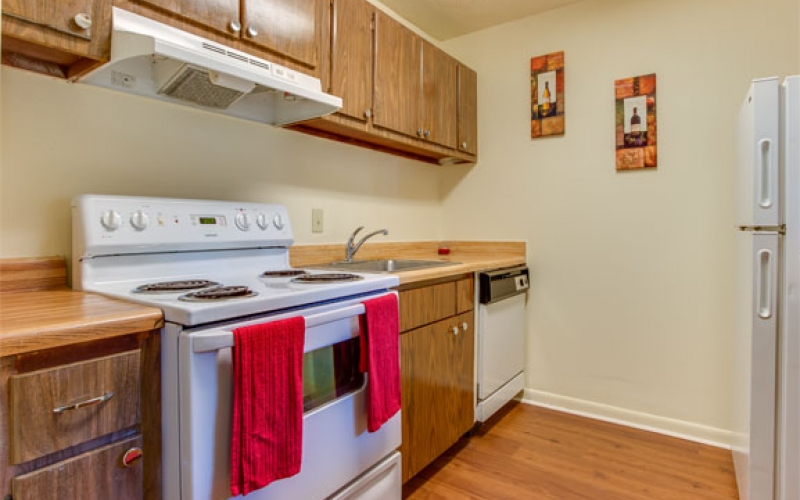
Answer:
[73,195,294,257]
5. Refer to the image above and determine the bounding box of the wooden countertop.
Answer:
[291,240,527,285]
[0,258,163,357]
[1,242,524,355]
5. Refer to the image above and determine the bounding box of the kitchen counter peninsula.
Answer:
[0,257,163,356]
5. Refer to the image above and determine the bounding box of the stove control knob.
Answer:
[234,212,251,231]
[256,213,269,230]
[100,210,121,231]
[272,213,285,230]
[130,210,149,231]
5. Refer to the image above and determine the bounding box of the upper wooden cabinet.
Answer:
[373,11,421,140]
[134,0,239,35]
[4,0,97,40]
[458,63,478,156]
[295,3,474,165]
[1,0,112,78]
[373,13,457,150]
[132,0,321,68]
[421,40,458,149]
[329,0,374,122]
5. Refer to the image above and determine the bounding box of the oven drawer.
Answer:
[8,350,141,464]
[11,435,144,500]
[329,451,401,500]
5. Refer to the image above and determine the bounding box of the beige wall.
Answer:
[0,69,443,260]
[3,0,799,444]
[441,0,799,442]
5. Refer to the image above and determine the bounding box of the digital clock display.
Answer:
[198,217,217,225]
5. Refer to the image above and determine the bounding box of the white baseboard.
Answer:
[521,388,733,449]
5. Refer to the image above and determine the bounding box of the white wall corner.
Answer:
[521,388,733,449]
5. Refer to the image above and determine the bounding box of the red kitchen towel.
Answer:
[230,317,306,497]
[359,293,401,432]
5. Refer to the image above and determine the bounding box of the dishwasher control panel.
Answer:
[478,265,529,304]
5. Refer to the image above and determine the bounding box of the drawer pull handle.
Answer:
[122,447,143,468]
[53,391,115,414]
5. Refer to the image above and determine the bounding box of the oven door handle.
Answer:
[191,303,367,353]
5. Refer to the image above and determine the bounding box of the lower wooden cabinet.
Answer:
[397,275,475,483]
[1,332,161,500]
[400,312,474,482]
[11,436,144,500]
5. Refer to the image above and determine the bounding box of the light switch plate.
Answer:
[311,208,323,233]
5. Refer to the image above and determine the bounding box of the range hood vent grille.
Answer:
[159,66,245,109]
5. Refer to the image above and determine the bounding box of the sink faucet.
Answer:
[345,226,388,262]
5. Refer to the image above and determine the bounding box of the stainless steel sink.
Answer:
[312,259,459,273]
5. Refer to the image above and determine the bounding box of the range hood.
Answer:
[80,8,341,126]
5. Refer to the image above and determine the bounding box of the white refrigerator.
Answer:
[734,76,800,500]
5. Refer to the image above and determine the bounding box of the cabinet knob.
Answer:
[73,12,92,30]
[364,109,372,119]
[247,25,259,37]
[461,322,468,331]
[121,447,143,468]
[229,20,242,33]
[451,326,459,336]
[417,129,423,137]
[424,130,431,139]
[461,141,468,149]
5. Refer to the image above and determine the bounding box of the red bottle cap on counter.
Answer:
[437,247,451,255]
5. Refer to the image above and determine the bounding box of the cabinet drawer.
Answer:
[8,350,141,464]
[399,281,456,331]
[12,435,144,500]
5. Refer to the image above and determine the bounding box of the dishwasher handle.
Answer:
[479,265,529,304]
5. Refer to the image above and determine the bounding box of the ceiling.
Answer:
[376,0,584,41]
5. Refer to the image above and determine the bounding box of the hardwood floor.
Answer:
[403,403,739,500]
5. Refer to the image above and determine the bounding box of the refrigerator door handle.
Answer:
[758,138,773,209]
[756,248,774,319]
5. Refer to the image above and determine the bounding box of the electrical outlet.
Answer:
[311,208,323,233]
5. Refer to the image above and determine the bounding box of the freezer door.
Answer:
[737,78,780,227]
[733,232,779,500]
[778,75,800,500]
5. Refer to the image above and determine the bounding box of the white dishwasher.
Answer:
[476,265,529,422]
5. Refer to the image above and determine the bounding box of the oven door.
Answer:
[175,292,401,500]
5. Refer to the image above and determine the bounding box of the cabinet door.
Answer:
[12,436,144,500]
[421,41,457,149]
[3,0,97,40]
[330,0,373,122]
[133,0,239,35]
[243,0,321,68]
[399,312,474,482]
[373,11,421,139]
[458,64,478,155]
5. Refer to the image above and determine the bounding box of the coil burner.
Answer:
[179,286,258,302]
[260,270,307,278]
[291,273,364,284]
[134,280,221,293]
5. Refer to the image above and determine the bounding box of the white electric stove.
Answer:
[72,194,402,500]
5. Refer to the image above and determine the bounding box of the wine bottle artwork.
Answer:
[615,74,657,170]
[530,51,565,138]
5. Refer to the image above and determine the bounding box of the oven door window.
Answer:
[303,337,363,413]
